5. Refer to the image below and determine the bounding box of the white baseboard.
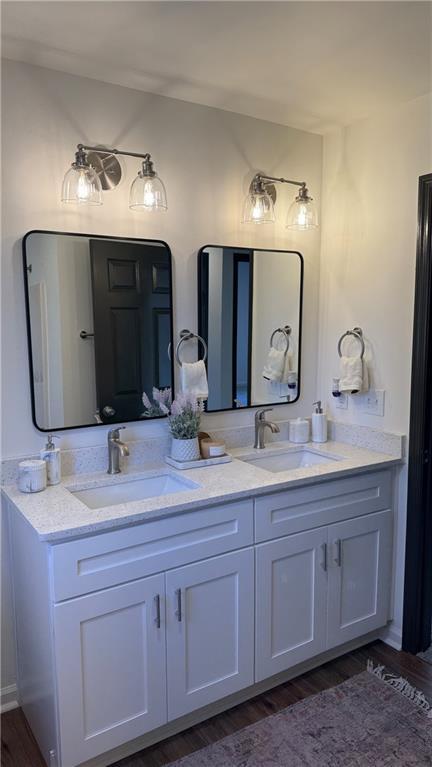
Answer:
[1,683,18,713]
[379,624,402,650]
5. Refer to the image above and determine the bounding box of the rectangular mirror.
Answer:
[23,230,173,431]
[198,245,303,411]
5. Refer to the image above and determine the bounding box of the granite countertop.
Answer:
[2,439,403,542]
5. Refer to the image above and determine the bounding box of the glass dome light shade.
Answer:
[129,173,167,211]
[242,191,275,224]
[286,192,318,230]
[61,164,103,205]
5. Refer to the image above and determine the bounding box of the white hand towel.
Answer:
[361,360,369,393]
[180,360,208,401]
[339,355,363,393]
[281,350,294,383]
[263,347,286,382]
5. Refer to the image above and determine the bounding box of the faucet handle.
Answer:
[255,407,273,422]
[108,426,125,440]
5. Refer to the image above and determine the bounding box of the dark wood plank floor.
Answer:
[2,641,432,767]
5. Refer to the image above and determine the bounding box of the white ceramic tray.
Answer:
[165,453,233,470]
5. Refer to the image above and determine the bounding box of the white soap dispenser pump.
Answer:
[40,434,61,485]
[312,401,327,443]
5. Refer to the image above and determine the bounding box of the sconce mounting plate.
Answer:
[87,150,122,191]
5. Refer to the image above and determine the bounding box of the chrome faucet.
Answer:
[254,408,280,449]
[107,427,130,474]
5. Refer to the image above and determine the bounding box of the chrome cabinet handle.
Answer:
[334,539,342,567]
[103,405,116,417]
[320,542,328,571]
[154,594,161,629]
[175,588,182,622]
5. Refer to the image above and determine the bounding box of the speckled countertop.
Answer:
[1,439,403,543]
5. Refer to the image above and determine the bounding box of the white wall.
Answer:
[1,59,322,695]
[318,92,432,644]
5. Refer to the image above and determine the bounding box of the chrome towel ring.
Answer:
[338,327,365,359]
[175,329,208,367]
[270,325,291,354]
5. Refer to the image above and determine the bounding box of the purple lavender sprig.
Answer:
[141,388,203,439]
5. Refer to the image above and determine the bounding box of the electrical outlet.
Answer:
[335,393,348,409]
[359,389,385,416]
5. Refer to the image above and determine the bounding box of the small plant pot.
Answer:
[171,437,201,462]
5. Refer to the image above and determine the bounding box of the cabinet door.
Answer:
[166,548,254,720]
[327,509,392,648]
[255,528,328,681]
[54,574,166,767]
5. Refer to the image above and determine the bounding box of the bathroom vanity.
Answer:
[4,439,400,767]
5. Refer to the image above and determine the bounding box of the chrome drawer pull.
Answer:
[320,542,328,572]
[175,588,182,622]
[154,594,161,629]
[334,539,342,567]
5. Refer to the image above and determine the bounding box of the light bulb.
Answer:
[76,169,93,202]
[252,198,265,220]
[143,183,156,207]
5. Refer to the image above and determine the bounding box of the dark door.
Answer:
[232,253,253,408]
[90,240,171,423]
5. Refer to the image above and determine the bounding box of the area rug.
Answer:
[165,664,432,767]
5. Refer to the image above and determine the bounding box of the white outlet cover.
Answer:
[335,393,348,409]
[356,389,385,416]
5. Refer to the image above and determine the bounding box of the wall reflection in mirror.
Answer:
[23,231,173,430]
[198,246,303,411]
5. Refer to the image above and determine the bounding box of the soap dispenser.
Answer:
[312,401,327,443]
[40,434,61,485]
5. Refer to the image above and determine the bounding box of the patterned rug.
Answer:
[164,664,432,767]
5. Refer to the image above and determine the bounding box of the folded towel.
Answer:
[180,360,208,401]
[263,347,286,382]
[361,359,369,393]
[280,350,294,383]
[339,355,363,393]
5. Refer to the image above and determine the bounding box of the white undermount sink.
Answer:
[240,447,342,473]
[71,473,199,510]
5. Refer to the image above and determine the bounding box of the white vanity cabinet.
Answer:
[52,548,255,767]
[166,548,255,720]
[53,574,167,767]
[255,528,328,680]
[255,509,392,681]
[326,509,393,647]
[8,467,395,767]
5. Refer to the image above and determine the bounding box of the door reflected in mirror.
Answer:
[23,231,173,430]
[198,245,303,412]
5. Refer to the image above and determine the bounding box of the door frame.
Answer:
[402,173,432,653]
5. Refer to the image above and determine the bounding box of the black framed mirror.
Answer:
[198,245,303,412]
[23,230,174,431]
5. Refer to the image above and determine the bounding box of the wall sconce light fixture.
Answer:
[242,173,318,230]
[61,144,167,212]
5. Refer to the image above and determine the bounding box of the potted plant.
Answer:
[142,388,203,462]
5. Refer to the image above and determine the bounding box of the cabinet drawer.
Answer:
[51,499,253,601]
[255,470,392,543]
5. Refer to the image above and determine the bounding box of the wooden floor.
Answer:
[2,640,432,767]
